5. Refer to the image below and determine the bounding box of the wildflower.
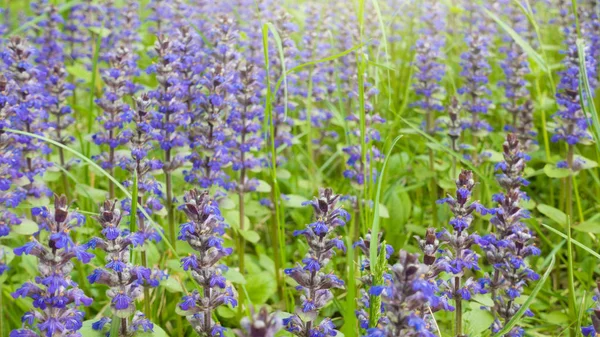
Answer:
[87,199,160,335]
[178,189,237,336]
[412,0,446,135]
[11,195,93,337]
[284,188,347,336]
[480,134,539,335]
[235,307,282,337]
[458,3,493,138]
[186,15,238,189]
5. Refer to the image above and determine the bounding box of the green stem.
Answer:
[455,276,463,337]
[565,144,576,337]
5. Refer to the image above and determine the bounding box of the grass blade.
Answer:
[541,223,600,260]
[576,39,600,155]
[368,135,402,328]
[7,1,83,37]
[482,7,547,72]
[491,254,555,337]
[4,128,179,258]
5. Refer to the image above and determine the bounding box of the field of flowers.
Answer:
[1,0,600,336]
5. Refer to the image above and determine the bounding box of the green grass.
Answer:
[2,1,600,337]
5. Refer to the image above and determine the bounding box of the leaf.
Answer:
[12,218,38,235]
[573,217,600,233]
[66,63,93,83]
[283,194,308,208]
[161,277,183,293]
[543,163,570,178]
[255,180,272,193]
[541,223,600,261]
[75,184,108,203]
[276,169,292,180]
[80,320,106,337]
[537,204,567,226]
[246,271,277,304]
[491,255,555,337]
[378,204,389,218]
[217,306,236,319]
[137,325,169,337]
[88,26,111,37]
[219,197,236,210]
[224,268,247,284]
[483,7,548,71]
[239,229,260,243]
[465,309,494,335]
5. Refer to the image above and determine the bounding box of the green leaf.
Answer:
[80,320,106,337]
[542,223,600,260]
[239,229,260,243]
[224,268,247,284]
[276,169,292,180]
[137,325,168,337]
[75,184,108,203]
[378,204,389,218]
[12,218,38,235]
[88,26,111,37]
[217,306,236,319]
[543,163,570,178]
[162,277,183,293]
[573,217,600,233]
[255,180,272,193]
[537,204,567,226]
[465,309,494,335]
[283,194,308,208]
[246,271,277,304]
[66,63,93,83]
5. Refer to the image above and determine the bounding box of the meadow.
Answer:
[0,0,599,336]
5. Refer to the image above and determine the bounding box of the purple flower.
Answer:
[284,188,346,336]
[177,189,236,335]
[480,134,538,334]
[10,195,92,337]
[85,199,159,335]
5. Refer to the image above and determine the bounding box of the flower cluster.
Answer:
[11,195,93,337]
[343,83,385,185]
[121,93,164,217]
[2,36,52,199]
[458,5,493,136]
[228,60,263,193]
[366,250,447,337]
[186,15,239,189]
[436,170,489,319]
[552,7,595,147]
[87,199,159,335]
[412,0,446,135]
[498,1,535,151]
[269,8,298,150]
[0,74,25,236]
[479,134,540,336]
[92,47,134,174]
[235,307,282,337]
[582,282,600,336]
[178,189,237,336]
[353,233,393,333]
[284,188,347,337]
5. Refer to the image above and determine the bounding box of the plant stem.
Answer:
[455,275,463,337]
[565,144,576,337]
